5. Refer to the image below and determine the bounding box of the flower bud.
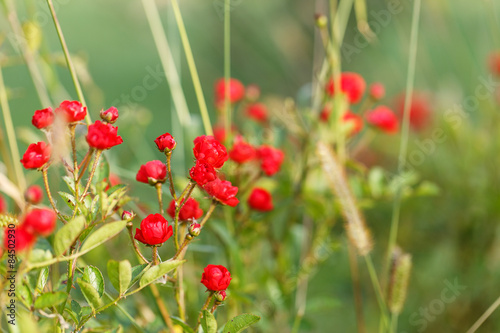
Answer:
[188,223,201,237]
[201,264,232,291]
[369,82,385,100]
[100,107,119,124]
[24,185,43,205]
[214,290,227,302]
[136,160,167,186]
[155,132,177,153]
[315,14,328,28]
[122,210,135,221]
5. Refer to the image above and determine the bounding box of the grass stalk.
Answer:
[224,0,231,144]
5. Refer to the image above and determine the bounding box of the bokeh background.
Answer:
[2,0,500,332]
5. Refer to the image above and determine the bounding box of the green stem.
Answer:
[195,292,214,332]
[42,166,67,224]
[80,150,102,203]
[155,183,164,215]
[170,0,213,135]
[166,151,177,200]
[363,254,389,331]
[70,124,79,200]
[45,0,90,124]
[223,0,231,145]
[152,245,159,265]
[127,223,150,264]
[466,294,500,333]
[199,200,218,229]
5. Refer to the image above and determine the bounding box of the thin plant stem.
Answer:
[69,124,79,200]
[45,0,90,124]
[0,62,26,191]
[223,0,231,145]
[80,150,102,203]
[170,0,213,136]
[386,0,422,275]
[76,148,95,184]
[195,292,214,332]
[466,295,500,333]
[42,166,67,224]
[347,242,366,333]
[363,254,389,331]
[155,183,164,215]
[166,151,177,200]
[140,0,192,127]
[149,283,176,332]
[390,312,398,333]
[200,200,218,229]
[127,223,150,264]
[178,181,195,203]
[152,245,159,266]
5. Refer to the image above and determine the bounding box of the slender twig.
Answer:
[69,124,79,200]
[195,292,214,332]
[169,0,213,135]
[149,284,176,332]
[348,242,366,333]
[165,151,177,200]
[127,223,150,264]
[42,166,68,224]
[178,181,195,203]
[223,0,232,145]
[466,295,500,333]
[155,183,164,215]
[152,246,159,266]
[200,201,218,229]
[76,148,95,184]
[364,254,390,330]
[80,150,102,202]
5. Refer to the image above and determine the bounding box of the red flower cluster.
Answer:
[4,208,57,251]
[21,142,51,169]
[325,72,366,104]
[24,185,44,205]
[32,108,54,129]
[86,120,123,150]
[365,106,399,134]
[257,145,284,176]
[203,179,239,207]
[167,197,204,221]
[55,100,87,123]
[136,160,167,185]
[189,161,217,186]
[248,188,273,212]
[134,214,173,246]
[193,136,228,169]
[155,132,177,152]
[201,264,232,291]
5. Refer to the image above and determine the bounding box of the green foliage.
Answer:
[107,260,132,295]
[53,216,86,256]
[201,310,217,333]
[222,314,261,333]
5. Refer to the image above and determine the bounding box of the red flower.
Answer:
[86,120,123,150]
[201,264,232,291]
[134,213,173,246]
[257,145,284,176]
[488,51,500,76]
[343,112,364,136]
[24,185,44,205]
[369,82,385,100]
[100,107,119,124]
[229,136,256,164]
[395,93,432,131]
[155,132,176,152]
[365,106,399,134]
[248,188,273,212]
[23,208,57,236]
[213,124,237,144]
[0,194,6,214]
[32,108,54,129]
[4,226,36,251]
[215,78,245,104]
[325,72,366,104]
[190,161,217,186]
[167,197,203,221]
[203,178,239,207]
[319,106,331,122]
[136,160,167,185]
[193,136,228,169]
[55,100,87,123]
[20,142,51,169]
[246,103,268,123]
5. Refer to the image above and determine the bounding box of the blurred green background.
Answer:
[2,0,500,332]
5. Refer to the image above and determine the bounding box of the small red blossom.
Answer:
[201,264,232,291]
[100,107,119,124]
[248,188,273,212]
[257,145,284,176]
[23,208,57,236]
[365,106,399,134]
[86,120,123,150]
[0,194,6,214]
[395,93,432,131]
[32,108,54,129]
[190,161,217,186]
[55,100,87,123]
[188,223,201,237]
[193,136,228,169]
[134,213,173,246]
[245,84,261,101]
[155,132,176,152]
[246,103,268,123]
[343,112,364,136]
[229,136,256,164]
[488,51,500,76]
[24,185,44,205]
[136,160,167,185]
[203,178,239,207]
[215,78,245,104]
[4,226,36,251]
[369,82,385,100]
[167,197,204,221]
[20,142,51,169]
[325,72,366,104]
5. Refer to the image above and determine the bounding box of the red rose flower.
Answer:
[100,107,119,124]
[55,100,87,123]
[343,112,363,136]
[86,120,123,150]
[325,72,366,104]
[136,160,167,185]
[365,106,399,134]
[32,108,54,129]
[369,82,385,100]
[229,136,256,164]
[22,208,57,236]
[4,226,36,251]
[193,135,228,169]
[203,178,239,207]
[134,213,173,246]
[20,142,51,169]
[24,185,44,205]
[246,103,268,123]
[215,78,245,104]
[395,93,432,131]
[201,264,232,291]
[154,132,176,152]
[167,197,204,221]
[257,145,284,176]
[248,188,273,212]
[0,194,6,214]
[190,161,217,186]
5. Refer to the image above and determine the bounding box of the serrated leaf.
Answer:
[53,216,86,256]
[18,283,32,308]
[201,310,217,333]
[58,191,76,210]
[80,220,127,254]
[129,264,149,288]
[139,260,185,288]
[77,278,102,310]
[83,266,105,298]
[222,313,260,333]
[107,260,132,295]
[36,267,49,293]
[89,195,101,222]
[71,300,82,322]
[33,291,67,309]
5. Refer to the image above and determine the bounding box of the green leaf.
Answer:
[77,278,102,310]
[71,300,82,322]
[201,310,217,333]
[107,260,132,295]
[18,283,33,308]
[222,314,261,333]
[80,220,127,254]
[58,191,76,210]
[129,264,149,288]
[30,249,53,264]
[91,153,109,186]
[171,317,195,333]
[139,260,185,288]
[33,291,67,309]
[83,266,105,298]
[36,267,49,293]
[53,216,86,256]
